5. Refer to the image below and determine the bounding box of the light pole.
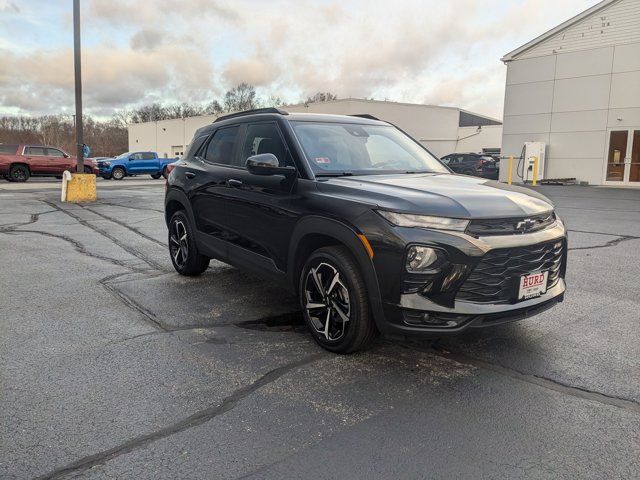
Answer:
[73,0,83,172]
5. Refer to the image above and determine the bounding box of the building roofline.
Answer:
[284,98,502,123]
[501,0,619,62]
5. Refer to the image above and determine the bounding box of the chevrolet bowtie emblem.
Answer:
[516,218,536,232]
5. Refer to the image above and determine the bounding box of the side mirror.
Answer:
[246,154,296,177]
[63,153,70,158]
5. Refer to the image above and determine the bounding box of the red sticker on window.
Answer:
[315,157,331,164]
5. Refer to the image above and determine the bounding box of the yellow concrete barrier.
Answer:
[532,156,539,186]
[62,172,97,203]
[507,156,513,185]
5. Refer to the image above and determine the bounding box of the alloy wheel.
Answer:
[303,262,351,341]
[169,219,189,268]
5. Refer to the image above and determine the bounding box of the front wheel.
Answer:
[161,167,169,179]
[9,165,29,182]
[299,246,377,354]
[111,167,126,180]
[168,211,210,276]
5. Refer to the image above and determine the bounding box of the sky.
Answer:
[0,0,596,120]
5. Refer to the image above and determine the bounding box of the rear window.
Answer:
[0,144,18,154]
[141,152,156,160]
[25,146,46,156]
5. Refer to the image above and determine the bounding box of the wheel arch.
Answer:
[288,216,386,329]
[10,162,30,173]
[165,187,196,228]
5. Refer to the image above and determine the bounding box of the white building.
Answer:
[500,0,640,186]
[128,98,502,160]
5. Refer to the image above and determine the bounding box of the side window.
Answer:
[46,148,64,157]
[0,144,18,154]
[130,153,143,160]
[203,126,240,166]
[241,123,291,167]
[440,156,451,165]
[142,152,155,160]
[25,147,46,156]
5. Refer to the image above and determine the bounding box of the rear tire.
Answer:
[111,167,125,180]
[151,173,162,179]
[299,246,377,354]
[168,210,210,276]
[9,165,29,182]
[462,169,476,176]
[83,166,93,174]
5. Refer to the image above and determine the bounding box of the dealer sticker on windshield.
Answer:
[518,271,548,300]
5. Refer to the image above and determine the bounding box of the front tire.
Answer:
[9,165,29,182]
[299,246,377,354]
[151,173,162,179]
[161,167,169,179]
[111,167,126,180]
[168,210,210,276]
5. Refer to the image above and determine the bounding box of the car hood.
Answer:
[316,173,554,219]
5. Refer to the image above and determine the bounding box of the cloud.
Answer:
[1,0,595,118]
[0,1,19,13]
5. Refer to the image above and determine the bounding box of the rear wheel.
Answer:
[111,167,125,180]
[151,173,162,179]
[168,210,210,276]
[462,168,476,176]
[9,165,29,182]
[83,166,93,174]
[299,246,377,354]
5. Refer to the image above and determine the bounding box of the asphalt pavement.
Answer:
[1,178,639,479]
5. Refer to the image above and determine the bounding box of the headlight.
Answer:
[377,211,469,232]
[406,246,438,273]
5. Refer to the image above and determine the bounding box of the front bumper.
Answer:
[371,219,568,336]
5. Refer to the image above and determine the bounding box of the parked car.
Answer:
[165,108,567,354]
[96,152,175,180]
[0,144,96,182]
[440,152,498,179]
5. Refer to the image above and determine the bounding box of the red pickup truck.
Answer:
[0,144,97,182]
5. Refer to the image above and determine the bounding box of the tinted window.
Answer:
[141,152,155,160]
[0,144,18,154]
[241,123,291,167]
[46,148,64,157]
[203,126,240,166]
[25,147,46,156]
[130,153,143,160]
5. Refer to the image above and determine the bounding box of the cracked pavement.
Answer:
[1,179,639,479]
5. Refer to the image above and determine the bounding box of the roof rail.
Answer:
[349,114,380,121]
[214,107,289,123]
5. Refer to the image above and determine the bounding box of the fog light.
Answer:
[406,246,438,273]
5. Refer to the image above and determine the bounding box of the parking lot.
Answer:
[1,178,639,479]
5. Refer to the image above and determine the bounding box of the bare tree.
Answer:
[223,83,258,112]
[305,92,338,104]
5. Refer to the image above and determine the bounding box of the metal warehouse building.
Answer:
[500,0,640,186]
[128,98,502,160]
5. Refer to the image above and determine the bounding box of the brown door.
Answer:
[629,130,640,183]
[605,131,627,182]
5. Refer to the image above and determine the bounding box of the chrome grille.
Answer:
[456,240,564,304]
[466,212,556,236]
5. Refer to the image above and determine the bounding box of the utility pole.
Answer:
[73,0,84,172]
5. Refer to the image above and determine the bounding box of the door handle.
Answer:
[227,179,243,188]
[184,171,196,179]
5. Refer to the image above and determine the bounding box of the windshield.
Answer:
[115,152,131,159]
[291,121,449,175]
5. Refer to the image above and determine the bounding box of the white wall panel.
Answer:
[612,41,640,72]
[504,81,554,115]
[506,56,556,85]
[545,157,604,184]
[502,114,551,135]
[607,107,640,127]
[555,47,614,79]
[553,75,611,112]
[548,131,607,159]
[609,71,640,108]
[551,110,609,132]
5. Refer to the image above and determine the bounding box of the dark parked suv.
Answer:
[440,152,498,179]
[165,108,567,353]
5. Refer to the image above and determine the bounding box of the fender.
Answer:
[164,187,196,228]
[288,215,386,330]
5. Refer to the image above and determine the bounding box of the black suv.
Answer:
[165,108,567,353]
[440,152,498,179]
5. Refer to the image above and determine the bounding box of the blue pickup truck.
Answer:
[96,152,176,180]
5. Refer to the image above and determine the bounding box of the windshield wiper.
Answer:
[315,171,354,177]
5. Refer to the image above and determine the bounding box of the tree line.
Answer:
[0,85,337,157]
